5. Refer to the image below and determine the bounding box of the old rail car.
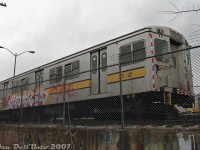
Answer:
[0,26,194,122]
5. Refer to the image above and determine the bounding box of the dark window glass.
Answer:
[50,68,56,84]
[65,64,72,80]
[16,80,20,93]
[120,44,132,65]
[50,66,63,84]
[72,61,80,78]
[41,70,44,85]
[92,55,97,74]
[21,79,26,91]
[155,39,168,62]
[35,70,44,88]
[101,52,107,72]
[56,66,63,82]
[3,82,9,100]
[12,81,16,93]
[35,72,40,87]
[133,41,146,62]
[25,77,29,90]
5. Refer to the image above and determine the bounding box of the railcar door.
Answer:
[91,48,107,95]
[100,49,107,93]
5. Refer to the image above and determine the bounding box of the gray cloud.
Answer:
[0,0,199,81]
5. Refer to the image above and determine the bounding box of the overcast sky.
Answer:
[0,0,200,81]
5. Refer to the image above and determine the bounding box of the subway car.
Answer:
[0,26,194,122]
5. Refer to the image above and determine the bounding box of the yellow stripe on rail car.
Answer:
[67,79,91,91]
[107,67,146,84]
[47,79,91,95]
[47,67,146,95]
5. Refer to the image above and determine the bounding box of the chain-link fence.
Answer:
[0,44,200,128]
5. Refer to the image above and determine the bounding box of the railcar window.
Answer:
[65,64,72,80]
[21,78,29,91]
[155,39,168,62]
[12,81,16,93]
[25,77,29,90]
[120,44,132,65]
[40,71,44,86]
[16,80,20,93]
[3,82,9,100]
[101,52,107,72]
[133,41,146,62]
[35,73,39,87]
[50,68,56,84]
[92,55,97,74]
[12,81,17,93]
[56,66,63,82]
[50,66,63,84]
[35,70,44,88]
[72,61,80,78]
[21,79,26,92]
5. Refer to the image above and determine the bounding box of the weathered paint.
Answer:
[177,133,195,150]
[0,125,199,150]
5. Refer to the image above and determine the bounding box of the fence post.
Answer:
[119,56,125,129]
[63,74,66,126]
[19,84,23,125]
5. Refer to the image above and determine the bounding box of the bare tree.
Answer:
[0,2,6,7]
[158,2,200,22]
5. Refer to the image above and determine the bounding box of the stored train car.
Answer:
[0,26,194,122]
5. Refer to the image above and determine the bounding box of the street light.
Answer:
[0,46,35,77]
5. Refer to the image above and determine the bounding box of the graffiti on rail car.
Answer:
[5,87,49,109]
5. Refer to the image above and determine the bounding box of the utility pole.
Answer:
[0,2,6,7]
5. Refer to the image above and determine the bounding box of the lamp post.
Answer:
[0,46,35,77]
